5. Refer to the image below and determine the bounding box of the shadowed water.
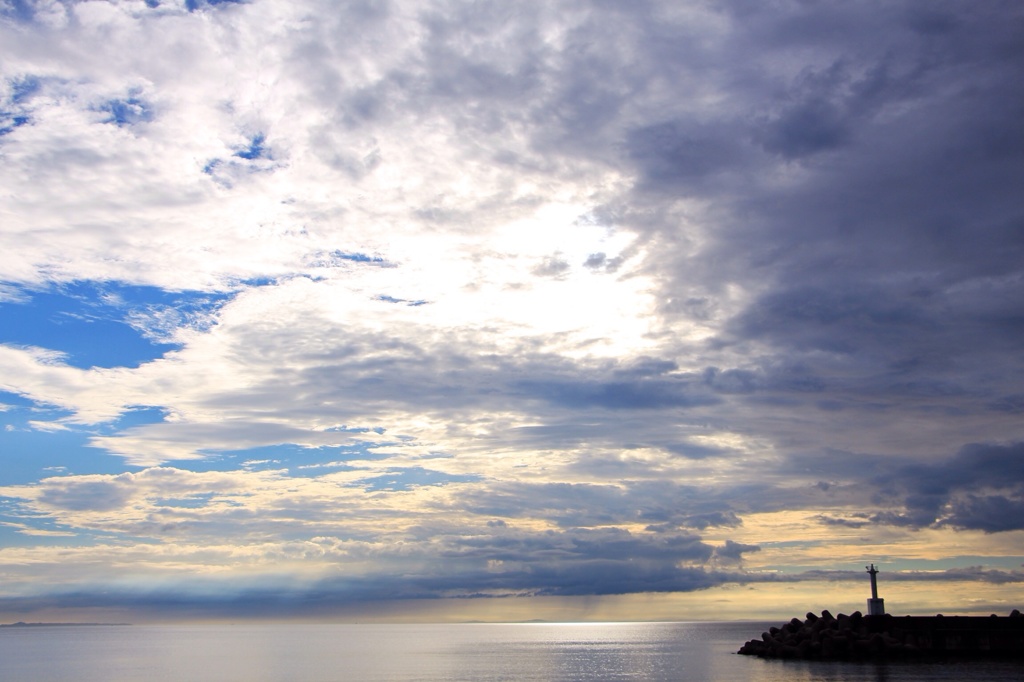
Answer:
[2,621,1022,681]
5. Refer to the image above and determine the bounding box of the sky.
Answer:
[0,0,1022,624]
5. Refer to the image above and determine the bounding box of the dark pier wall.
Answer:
[868,615,1024,656]
[738,611,1024,660]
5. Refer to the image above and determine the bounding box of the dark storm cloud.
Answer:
[458,480,750,532]
[612,2,1024,376]
[626,120,749,191]
[711,540,760,565]
[792,566,1024,586]
[5,561,1019,620]
[604,3,1024,541]
[731,287,928,357]
[512,356,720,411]
[437,526,714,565]
[879,442,1024,532]
[676,511,743,531]
[0,522,759,616]
[460,481,654,528]
[405,561,727,598]
[514,377,718,411]
[783,442,1024,533]
[944,495,1024,533]
[0,564,743,619]
[815,514,870,530]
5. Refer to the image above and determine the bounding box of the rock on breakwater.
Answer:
[738,609,1024,660]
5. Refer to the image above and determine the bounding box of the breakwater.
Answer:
[738,610,1024,659]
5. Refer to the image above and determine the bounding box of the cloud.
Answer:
[874,442,1024,532]
[789,566,1024,586]
[944,495,1024,533]
[0,462,763,605]
[532,256,571,278]
[1,0,1023,618]
[711,539,760,566]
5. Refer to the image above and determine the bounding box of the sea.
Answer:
[1,621,1022,681]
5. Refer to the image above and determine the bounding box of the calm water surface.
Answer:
[1,621,1022,681]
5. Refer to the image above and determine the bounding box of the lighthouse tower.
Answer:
[866,564,885,616]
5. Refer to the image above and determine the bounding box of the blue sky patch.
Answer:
[233,133,268,160]
[323,425,387,435]
[305,250,391,269]
[0,281,231,369]
[202,159,222,175]
[0,1,35,23]
[0,114,29,136]
[185,440,392,476]
[332,251,384,264]
[378,295,429,306]
[9,77,40,103]
[0,398,135,485]
[201,133,277,186]
[0,519,82,549]
[99,95,153,127]
[233,275,278,288]
[102,406,169,433]
[1,76,40,137]
[186,0,246,11]
[359,466,480,492]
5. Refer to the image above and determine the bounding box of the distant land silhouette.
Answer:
[0,621,130,627]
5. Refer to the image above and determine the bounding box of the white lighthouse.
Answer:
[866,563,885,615]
